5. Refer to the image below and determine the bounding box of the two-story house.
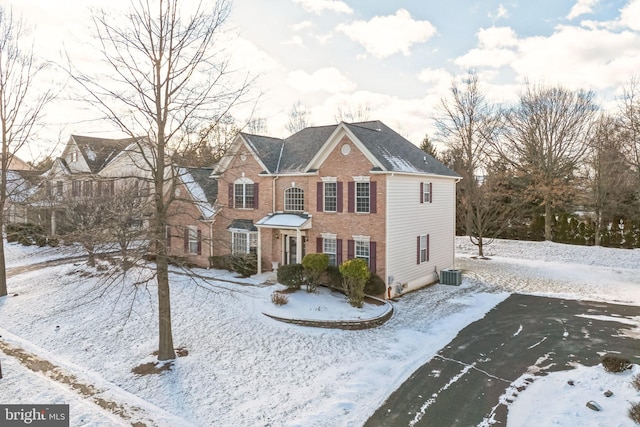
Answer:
[34,135,151,235]
[210,120,460,298]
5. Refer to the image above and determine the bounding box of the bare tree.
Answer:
[0,6,54,297]
[495,82,598,241]
[71,0,251,360]
[436,72,503,257]
[586,114,636,245]
[286,101,311,134]
[618,77,640,190]
[334,103,370,123]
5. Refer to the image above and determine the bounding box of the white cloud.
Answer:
[417,68,453,94]
[292,21,312,31]
[291,0,353,15]
[510,25,640,90]
[287,67,357,93]
[567,0,600,20]
[477,27,518,48]
[336,9,437,59]
[283,35,305,48]
[620,0,640,31]
[489,4,509,20]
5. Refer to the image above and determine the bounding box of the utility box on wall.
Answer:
[440,269,462,286]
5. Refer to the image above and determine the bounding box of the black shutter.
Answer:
[370,241,377,272]
[317,182,323,211]
[347,182,355,213]
[337,182,343,212]
[370,181,377,213]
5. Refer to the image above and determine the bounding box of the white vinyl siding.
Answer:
[385,175,456,293]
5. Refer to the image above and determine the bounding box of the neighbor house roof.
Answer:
[178,167,218,220]
[70,135,142,174]
[235,120,458,178]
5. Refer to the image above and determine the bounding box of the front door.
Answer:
[284,234,306,265]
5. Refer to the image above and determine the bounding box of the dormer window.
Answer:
[70,151,78,163]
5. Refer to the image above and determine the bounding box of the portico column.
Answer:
[296,228,302,264]
[257,228,262,274]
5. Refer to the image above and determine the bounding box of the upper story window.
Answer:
[234,178,255,209]
[421,182,432,204]
[71,180,81,198]
[347,177,376,214]
[70,151,78,163]
[284,186,304,212]
[356,182,370,213]
[324,182,337,212]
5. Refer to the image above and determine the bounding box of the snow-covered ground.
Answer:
[0,238,638,426]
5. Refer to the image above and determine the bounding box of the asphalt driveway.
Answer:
[365,294,640,427]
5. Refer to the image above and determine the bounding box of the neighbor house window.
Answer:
[184,226,201,255]
[83,181,93,198]
[70,151,78,163]
[188,226,199,254]
[71,180,81,198]
[233,179,256,209]
[356,182,370,213]
[284,187,304,212]
[231,231,257,254]
[56,181,63,196]
[324,182,337,212]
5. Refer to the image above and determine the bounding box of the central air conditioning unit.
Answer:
[440,269,462,286]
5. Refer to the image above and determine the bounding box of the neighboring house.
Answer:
[166,167,218,268]
[31,135,151,236]
[210,120,460,298]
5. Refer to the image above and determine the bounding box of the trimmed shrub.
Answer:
[230,253,257,277]
[209,255,232,270]
[629,402,640,424]
[601,354,631,373]
[6,223,46,246]
[277,263,305,290]
[365,273,386,297]
[302,253,329,293]
[271,291,289,305]
[339,258,370,308]
[321,265,343,289]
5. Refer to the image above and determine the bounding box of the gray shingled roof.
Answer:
[240,120,458,177]
[241,134,284,173]
[182,167,218,206]
[71,135,141,174]
[345,121,460,177]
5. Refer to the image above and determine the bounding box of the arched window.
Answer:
[284,187,304,212]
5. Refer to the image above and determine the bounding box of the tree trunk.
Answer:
[0,234,6,297]
[544,197,553,241]
[156,251,175,360]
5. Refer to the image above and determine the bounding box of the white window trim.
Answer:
[284,186,305,212]
[355,181,370,214]
[353,175,370,182]
[419,234,428,263]
[423,181,431,203]
[321,176,337,182]
[230,230,258,254]
[188,225,199,255]
[234,178,255,209]
[323,181,338,213]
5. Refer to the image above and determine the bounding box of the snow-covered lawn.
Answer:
[0,238,638,426]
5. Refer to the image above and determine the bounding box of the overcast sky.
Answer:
[4,0,640,160]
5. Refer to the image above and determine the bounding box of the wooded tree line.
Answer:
[432,72,640,256]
